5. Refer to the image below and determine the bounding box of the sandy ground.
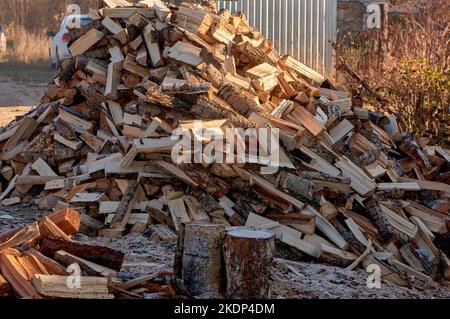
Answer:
[0,74,45,126]
[0,61,53,125]
[0,75,46,107]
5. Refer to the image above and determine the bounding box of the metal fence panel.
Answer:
[216,0,336,78]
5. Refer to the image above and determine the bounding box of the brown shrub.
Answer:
[336,0,450,146]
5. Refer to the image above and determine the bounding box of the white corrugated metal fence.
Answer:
[216,0,337,78]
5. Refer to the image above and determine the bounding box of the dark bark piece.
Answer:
[39,237,124,271]
[399,133,430,169]
[366,200,408,246]
[191,95,252,128]
[330,219,366,254]
[278,171,323,205]
[217,84,263,117]
[110,180,139,229]
[223,227,275,299]
[173,222,186,282]
[180,222,225,297]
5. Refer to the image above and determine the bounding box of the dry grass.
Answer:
[4,26,50,64]
[336,0,450,146]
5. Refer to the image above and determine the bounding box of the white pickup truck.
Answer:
[0,24,6,55]
[49,15,93,68]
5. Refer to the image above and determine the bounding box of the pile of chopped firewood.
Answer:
[0,0,449,298]
[0,208,171,299]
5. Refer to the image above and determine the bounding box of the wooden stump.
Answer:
[179,222,225,297]
[223,227,275,298]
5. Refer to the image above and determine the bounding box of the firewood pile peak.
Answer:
[0,0,449,299]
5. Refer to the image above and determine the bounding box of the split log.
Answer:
[23,249,68,276]
[365,200,408,245]
[278,171,322,205]
[0,253,42,299]
[0,223,40,252]
[223,227,275,298]
[110,180,139,229]
[31,274,114,299]
[38,217,72,241]
[179,222,225,296]
[39,237,124,271]
[0,274,12,298]
[46,208,81,236]
[217,84,263,117]
[330,219,366,254]
[192,94,252,128]
[54,250,116,277]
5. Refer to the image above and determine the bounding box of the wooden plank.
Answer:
[335,156,377,197]
[379,204,418,239]
[82,153,123,174]
[143,24,164,68]
[32,274,114,299]
[44,179,66,191]
[69,29,105,56]
[80,131,105,153]
[123,54,151,78]
[31,158,57,177]
[299,146,341,177]
[167,42,202,66]
[105,61,123,100]
[102,16,123,35]
[54,133,83,151]
[70,193,106,204]
[99,201,151,214]
[3,117,37,152]
[59,109,93,133]
[16,176,64,186]
[105,213,149,225]
[167,197,191,232]
[108,100,124,126]
[110,181,140,230]
[234,167,305,210]
[329,119,354,144]
[1,197,21,206]
[377,183,422,192]
[100,7,155,19]
[280,55,325,84]
[289,105,324,137]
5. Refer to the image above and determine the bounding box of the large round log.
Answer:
[181,222,225,297]
[223,227,275,298]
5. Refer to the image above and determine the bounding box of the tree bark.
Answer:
[180,222,225,297]
[39,237,124,271]
[217,84,264,117]
[366,200,408,245]
[110,180,139,229]
[223,227,275,298]
[192,95,252,128]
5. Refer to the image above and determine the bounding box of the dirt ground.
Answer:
[0,60,53,125]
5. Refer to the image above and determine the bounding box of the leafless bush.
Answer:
[336,0,450,146]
